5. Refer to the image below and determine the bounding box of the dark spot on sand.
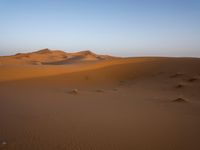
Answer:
[85,76,90,80]
[113,88,118,91]
[96,89,104,92]
[170,73,184,78]
[172,97,188,103]
[119,80,126,86]
[175,84,184,89]
[187,77,198,82]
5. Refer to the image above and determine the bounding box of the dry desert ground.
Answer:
[0,49,200,150]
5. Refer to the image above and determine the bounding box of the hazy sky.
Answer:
[0,0,200,57]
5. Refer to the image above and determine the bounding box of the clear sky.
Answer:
[0,0,200,57]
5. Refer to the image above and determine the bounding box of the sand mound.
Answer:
[172,98,188,103]
[69,89,79,95]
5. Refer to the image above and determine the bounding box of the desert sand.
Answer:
[0,49,200,150]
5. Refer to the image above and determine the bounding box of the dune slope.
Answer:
[0,51,200,150]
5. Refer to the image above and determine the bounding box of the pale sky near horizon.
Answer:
[0,0,200,57]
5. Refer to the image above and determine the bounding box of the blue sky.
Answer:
[0,0,200,56]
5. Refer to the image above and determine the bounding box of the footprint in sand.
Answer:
[113,88,118,91]
[84,76,90,80]
[96,89,105,93]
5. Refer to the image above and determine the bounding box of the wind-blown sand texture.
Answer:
[0,49,200,150]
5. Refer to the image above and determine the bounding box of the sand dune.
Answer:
[0,50,200,150]
[0,49,115,66]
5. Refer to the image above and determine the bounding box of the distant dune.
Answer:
[0,48,116,66]
[0,49,200,150]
